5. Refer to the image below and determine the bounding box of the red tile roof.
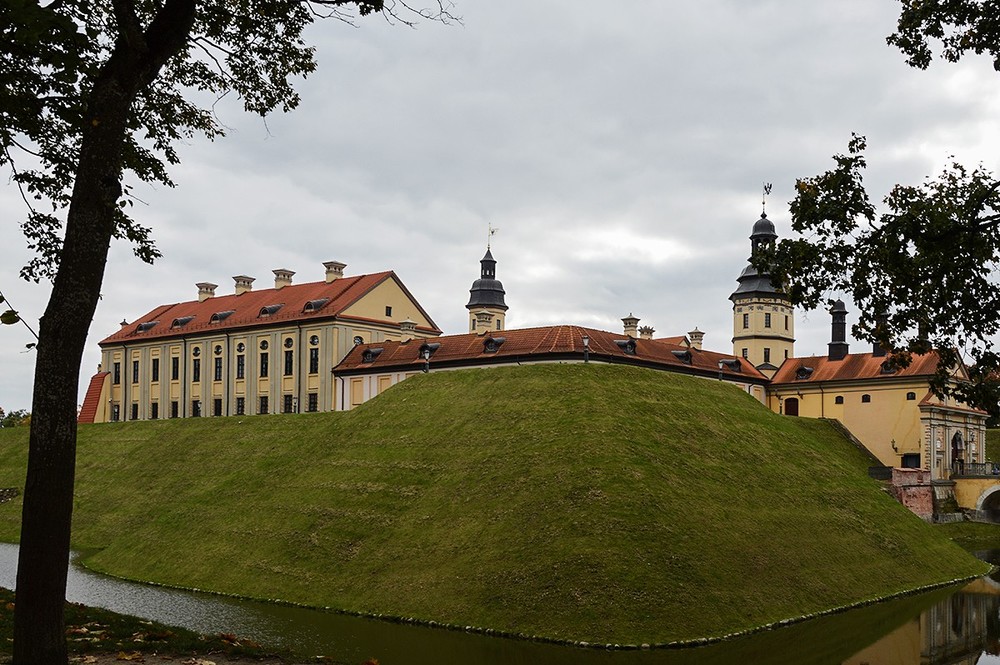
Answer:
[99,272,440,346]
[655,335,690,346]
[335,325,767,383]
[78,371,109,424]
[770,351,945,384]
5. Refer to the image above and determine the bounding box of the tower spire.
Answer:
[487,223,498,249]
[762,182,772,216]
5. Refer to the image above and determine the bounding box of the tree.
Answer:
[763,3,1000,415]
[0,409,31,428]
[1,1,453,661]
[764,134,1000,412]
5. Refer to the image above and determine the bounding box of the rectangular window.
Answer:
[150,402,159,420]
[192,358,201,382]
[130,403,138,421]
[309,348,319,374]
[214,357,223,382]
[497,320,502,330]
[385,305,392,317]
[170,401,178,418]
[236,397,245,415]
[763,347,771,363]
[741,348,748,359]
[113,362,121,385]
[171,356,179,381]
[284,350,294,376]
[236,354,245,379]
[259,396,269,415]
[764,313,772,328]
[742,313,749,329]
[260,352,269,378]
[151,358,160,382]
[283,394,294,413]
[213,398,222,417]
[132,360,139,384]
[784,315,789,330]
[191,400,201,417]
[784,349,789,359]
[307,393,318,412]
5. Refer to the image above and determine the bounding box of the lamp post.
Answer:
[582,334,590,363]
[422,347,431,373]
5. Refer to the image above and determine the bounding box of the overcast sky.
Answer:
[3,1,1000,412]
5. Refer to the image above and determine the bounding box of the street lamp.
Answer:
[421,347,431,373]
[582,334,590,363]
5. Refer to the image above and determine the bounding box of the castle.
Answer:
[79,213,988,488]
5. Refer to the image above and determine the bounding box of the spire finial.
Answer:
[762,182,772,216]
[487,223,498,249]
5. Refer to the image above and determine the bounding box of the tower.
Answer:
[466,248,508,334]
[729,213,795,377]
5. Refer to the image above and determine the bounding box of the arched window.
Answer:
[861,394,871,403]
[906,392,916,401]
[834,395,844,405]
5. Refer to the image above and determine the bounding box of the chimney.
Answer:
[273,269,295,290]
[688,327,705,350]
[399,318,417,342]
[872,313,888,357]
[475,309,494,335]
[828,299,849,361]
[324,261,346,283]
[622,313,640,338]
[233,275,255,295]
[639,325,655,340]
[196,282,218,302]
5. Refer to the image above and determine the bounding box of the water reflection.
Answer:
[1,541,1000,664]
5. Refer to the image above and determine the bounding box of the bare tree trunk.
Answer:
[12,4,195,660]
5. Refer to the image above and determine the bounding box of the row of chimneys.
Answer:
[828,299,885,361]
[196,261,347,302]
[621,313,705,350]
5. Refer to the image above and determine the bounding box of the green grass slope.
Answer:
[0,364,986,645]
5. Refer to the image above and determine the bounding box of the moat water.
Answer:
[1,542,999,664]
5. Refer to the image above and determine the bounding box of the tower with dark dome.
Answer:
[466,248,508,333]
[729,212,795,377]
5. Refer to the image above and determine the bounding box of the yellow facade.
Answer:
[731,295,795,375]
[90,268,439,422]
[767,377,986,476]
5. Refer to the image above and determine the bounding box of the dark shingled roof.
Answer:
[336,325,768,383]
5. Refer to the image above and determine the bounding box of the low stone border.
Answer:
[76,556,990,651]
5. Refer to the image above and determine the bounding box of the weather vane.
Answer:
[487,222,498,249]
[762,182,773,216]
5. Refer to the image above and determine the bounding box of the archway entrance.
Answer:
[785,397,799,417]
[979,487,1000,523]
[952,431,965,476]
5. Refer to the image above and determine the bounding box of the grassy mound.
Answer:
[0,364,986,644]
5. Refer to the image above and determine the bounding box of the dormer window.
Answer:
[419,342,441,359]
[210,310,234,323]
[258,304,284,317]
[795,366,814,380]
[135,321,158,333]
[483,336,506,353]
[361,348,384,363]
[303,298,329,313]
[880,361,896,375]
[718,358,741,372]
[615,339,637,355]
[171,316,195,328]
[671,349,692,364]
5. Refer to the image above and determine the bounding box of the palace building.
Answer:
[78,262,440,423]
[79,212,990,486]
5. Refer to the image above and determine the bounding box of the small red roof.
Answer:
[78,371,109,424]
[99,272,440,345]
[335,325,767,382]
[770,351,944,384]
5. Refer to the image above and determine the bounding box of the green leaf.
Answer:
[0,310,20,326]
